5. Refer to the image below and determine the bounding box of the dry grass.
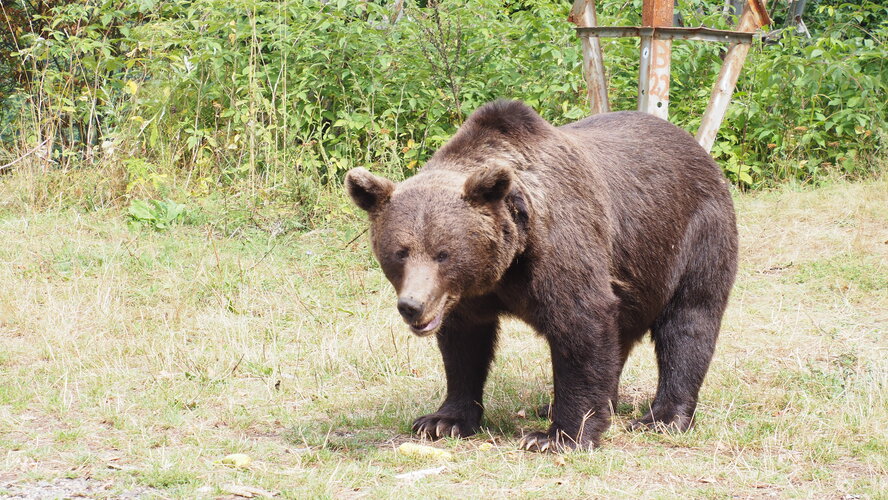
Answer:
[0,177,885,498]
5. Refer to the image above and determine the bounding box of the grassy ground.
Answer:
[0,177,885,499]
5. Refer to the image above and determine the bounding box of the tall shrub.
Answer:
[1,0,885,204]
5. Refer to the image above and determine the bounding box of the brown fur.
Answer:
[345,100,738,451]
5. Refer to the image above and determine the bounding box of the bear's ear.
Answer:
[463,165,513,206]
[345,167,395,213]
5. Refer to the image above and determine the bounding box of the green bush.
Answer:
[127,198,186,230]
[721,1,887,186]
[1,0,885,208]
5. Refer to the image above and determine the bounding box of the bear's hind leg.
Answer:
[412,314,498,440]
[631,275,731,432]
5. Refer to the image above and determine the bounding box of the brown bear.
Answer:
[345,100,738,451]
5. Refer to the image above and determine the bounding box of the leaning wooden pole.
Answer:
[696,0,770,152]
[569,0,610,115]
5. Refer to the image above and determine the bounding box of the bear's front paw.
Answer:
[518,429,591,453]
[412,414,478,440]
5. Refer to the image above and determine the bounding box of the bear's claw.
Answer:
[518,430,584,453]
[518,434,537,450]
[412,414,476,440]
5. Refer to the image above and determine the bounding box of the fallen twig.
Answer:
[344,228,368,248]
[0,139,50,172]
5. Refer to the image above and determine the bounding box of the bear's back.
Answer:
[559,111,725,194]
[556,110,733,232]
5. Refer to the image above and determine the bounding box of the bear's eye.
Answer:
[395,248,409,260]
[434,251,449,263]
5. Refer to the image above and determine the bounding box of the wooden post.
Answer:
[569,0,610,115]
[638,0,673,119]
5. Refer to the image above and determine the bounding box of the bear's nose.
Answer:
[397,297,424,323]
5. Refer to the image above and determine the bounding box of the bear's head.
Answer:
[345,165,524,336]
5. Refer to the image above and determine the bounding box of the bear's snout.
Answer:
[397,292,447,336]
[397,297,424,323]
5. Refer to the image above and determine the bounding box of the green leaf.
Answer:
[128,200,155,221]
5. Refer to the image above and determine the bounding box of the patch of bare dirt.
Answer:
[0,477,157,499]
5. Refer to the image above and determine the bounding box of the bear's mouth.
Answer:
[409,310,444,337]
[408,299,449,337]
